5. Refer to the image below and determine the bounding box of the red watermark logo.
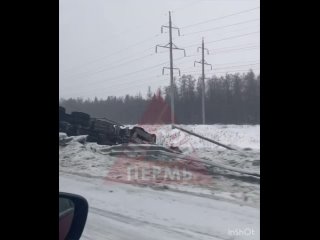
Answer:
[105,154,212,186]
[104,92,213,187]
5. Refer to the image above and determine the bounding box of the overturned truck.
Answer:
[59,106,156,145]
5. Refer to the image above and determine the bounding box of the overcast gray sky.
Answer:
[59,0,260,99]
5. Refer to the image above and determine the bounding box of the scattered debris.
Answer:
[59,106,156,145]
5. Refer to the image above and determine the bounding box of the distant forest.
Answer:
[60,70,260,124]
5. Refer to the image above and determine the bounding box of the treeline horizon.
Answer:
[60,70,260,125]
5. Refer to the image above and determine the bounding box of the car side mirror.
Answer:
[59,192,88,240]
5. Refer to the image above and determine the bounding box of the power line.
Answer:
[165,44,259,64]
[211,43,259,51]
[63,19,258,79]
[62,6,259,74]
[62,26,259,97]
[63,60,260,97]
[63,59,170,90]
[63,52,157,81]
[181,6,259,29]
[63,67,260,98]
[182,62,260,74]
[182,18,259,36]
[213,45,259,54]
[174,45,259,64]
[64,44,259,83]
[211,59,260,66]
[184,31,260,48]
[65,65,261,98]
[62,62,260,98]
[62,48,258,92]
[63,45,259,92]
[61,43,160,80]
[62,54,190,91]
[214,62,260,70]
[65,34,260,81]
[62,34,160,74]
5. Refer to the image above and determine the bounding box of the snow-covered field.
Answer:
[129,124,260,152]
[59,124,260,240]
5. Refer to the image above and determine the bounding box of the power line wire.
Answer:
[181,6,259,29]
[62,13,259,76]
[63,60,170,90]
[63,52,157,81]
[213,45,259,54]
[184,31,260,48]
[181,62,259,74]
[182,18,259,36]
[64,43,259,81]
[64,67,260,98]
[63,60,260,96]
[63,7,259,75]
[183,66,260,77]
[62,34,160,74]
[63,45,259,89]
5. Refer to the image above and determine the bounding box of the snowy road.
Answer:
[60,173,259,240]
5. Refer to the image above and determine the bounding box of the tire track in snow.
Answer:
[60,171,257,208]
[89,206,230,240]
